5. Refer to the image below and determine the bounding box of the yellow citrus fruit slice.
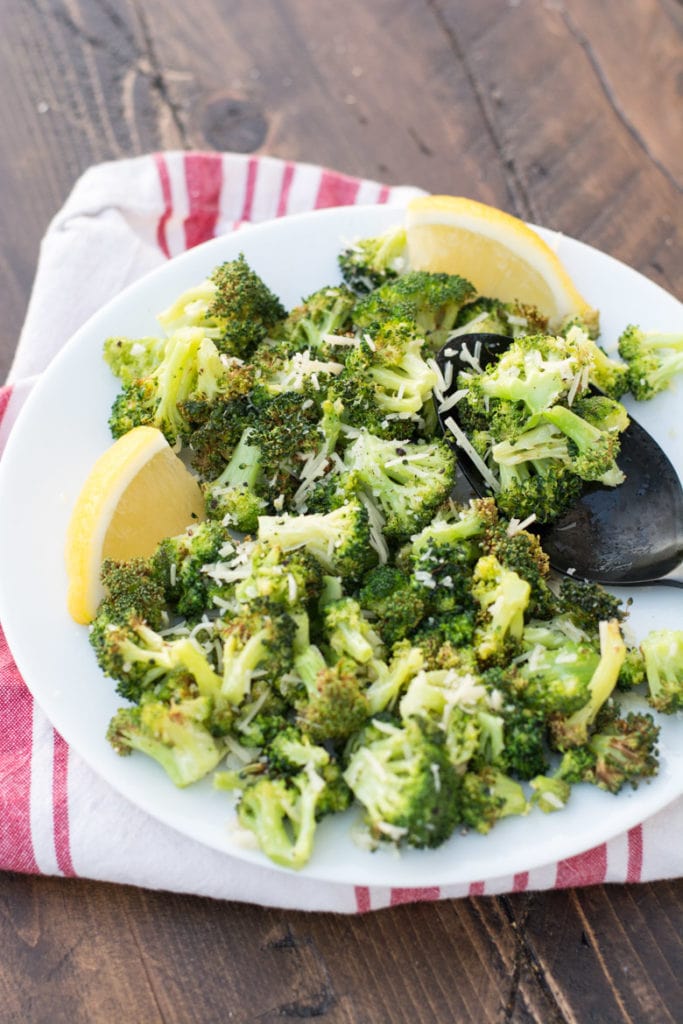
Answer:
[406,195,598,331]
[65,426,205,624]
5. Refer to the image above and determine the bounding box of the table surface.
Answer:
[1,1,682,1021]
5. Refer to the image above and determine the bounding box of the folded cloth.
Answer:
[0,152,680,912]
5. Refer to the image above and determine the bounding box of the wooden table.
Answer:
[1,1,682,1020]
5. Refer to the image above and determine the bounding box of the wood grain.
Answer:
[0,0,682,1021]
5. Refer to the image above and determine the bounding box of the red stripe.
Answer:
[0,383,13,432]
[183,152,223,250]
[153,153,172,259]
[512,872,529,892]
[0,627,39,873]
[314,169,361,210]
[556,842,608,889]
[52,731,76,877]
[276,162,295,216]
[354,886,371,913]
[469,881,485,896]
[390,886,440,906]
[626,825,643,883]
[240,156,259,222]
[377,185,391,204]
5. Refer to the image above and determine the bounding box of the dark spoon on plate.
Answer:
[434,333,683,589]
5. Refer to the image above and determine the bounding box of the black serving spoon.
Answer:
[435,333,683,588]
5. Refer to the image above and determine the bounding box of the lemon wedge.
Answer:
[406,195,598,332]
[65,426,205,624]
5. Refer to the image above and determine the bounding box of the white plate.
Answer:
[1,204,682,887]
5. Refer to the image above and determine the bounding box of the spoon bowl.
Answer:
[435,333,683,588]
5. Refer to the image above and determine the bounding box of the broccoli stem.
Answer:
[214,427,261,490]
[552,620,626,748]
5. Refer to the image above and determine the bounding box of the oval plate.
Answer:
[0,204,682,887]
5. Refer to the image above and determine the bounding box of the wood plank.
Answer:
[437,0,682,301]
[0,874,575,1023]
[512,882,683,1024]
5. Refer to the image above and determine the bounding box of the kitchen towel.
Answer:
[1,152,680,912]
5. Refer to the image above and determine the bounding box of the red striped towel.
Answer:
[1,153,680,911]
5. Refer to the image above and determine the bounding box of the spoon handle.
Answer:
[657,565,683,589]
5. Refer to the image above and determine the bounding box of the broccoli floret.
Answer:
[409,534,478,617]
[572,394,630,434]
[196,342,256,402]
[344,717,461,848]
[342,431,457,539]
[410,497,496,554]
[542,404,624,486]
[183,372,256,479]
[338,225,407,293]
[257,501,377,582]
[232,699,291,747]
[293,645,369,743]
[459,767,528,834]
[528,775,571,814]
[251,346,345,399]
[555,705,659,794]
[548,620,626,749]
[359,565,427,646]
[559,578,626,637]
[517,639,601,715]
[204,483,267,536]
[494,457,583,526]
[98,557,168,631]
[90,615,223,705]
[491,702,549,780]
[104,335,166,383]
[233,543,324,610]
[476,420,584,524]
[399,666,487,726]
[108,327,207,443]
[219,606,296,708]
[481,518,557,620]
[107,695,225,787]
[475,341,576,420]
[468,668,550,780]
[452,298,549,339]
[152,519,229,620]
[323,597,384,664]
[354,270,476,349]
[556,325,629,399]
[202,426,263,531]
[264,725,330,775]
[227,769,325,869]
[261,727,353,818]
[471,555,531,664]
[409,623,478,672]
[249,392,327,491]
[344,321,438,418]
[617,647,646,691]
[641,629,683,713]
[363,642,425,715]
[158,255,286,359]
[618,325,683,400]
[276,285,356,352]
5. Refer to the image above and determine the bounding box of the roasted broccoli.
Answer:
[93,239,667,873]
[641,629,683,713]
[338,225,408,293]
[107,695,226,787]
[158,254,286,359]
[618,325,683,400]
[354,269,476,349]
[344,717,462,848]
